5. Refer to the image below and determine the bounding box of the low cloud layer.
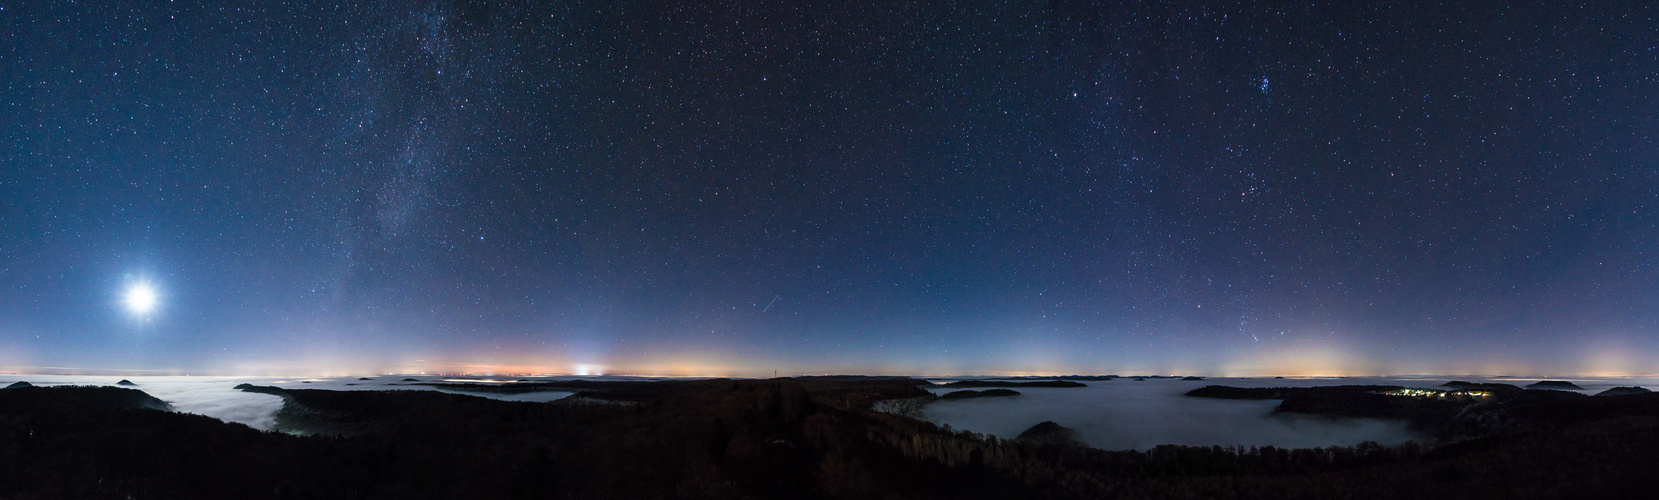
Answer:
[921,376,1657,450]
[2,374,1649,446]
[0,375,574,430]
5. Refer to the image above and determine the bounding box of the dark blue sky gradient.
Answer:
[3,1,1657,376]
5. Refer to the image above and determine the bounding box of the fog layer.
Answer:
[4,374,1651,446]
[0,375,574,430]
[921,376,1659,450]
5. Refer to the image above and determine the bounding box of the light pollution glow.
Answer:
[6,354,1657,380]
[6,327,1656,379]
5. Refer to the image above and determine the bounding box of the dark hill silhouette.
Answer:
[0,385,169,412]
[1184,384,1644,441]
[5,381,32,389]
[1596,386,1652,397]
[233,383,288,397]
[1441,381,1525,393]
[115,379,137,386]
[996,375,1117,381]
[939,380,1085,388]
[1527,380,1585,390]
[939,389,1020,400]
[6,379,1659,498]
[1016,421,1082,447]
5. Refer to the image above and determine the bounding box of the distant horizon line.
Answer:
[4,368,1657,380]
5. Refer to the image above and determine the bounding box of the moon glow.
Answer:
[125,283,158,315]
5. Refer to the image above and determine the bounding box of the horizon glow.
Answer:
[5,3,1658,377]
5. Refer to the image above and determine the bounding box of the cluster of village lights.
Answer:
[1386,388,1491,398]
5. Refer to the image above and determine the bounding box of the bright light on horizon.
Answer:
[125,282,158,315]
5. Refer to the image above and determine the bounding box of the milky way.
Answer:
[3,2,1657,376]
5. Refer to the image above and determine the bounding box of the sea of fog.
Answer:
[919,376,1659,451]
[4,374,1654,450]
[0,375,585,430]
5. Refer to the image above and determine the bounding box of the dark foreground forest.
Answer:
[2,377,1657,499]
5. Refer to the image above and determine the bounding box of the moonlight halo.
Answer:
[124,282,158,316]
[2,1,1656,377]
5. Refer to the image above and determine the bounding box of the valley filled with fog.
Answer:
[0,375,578,430]
[3,374,1653,451]
[919,376,1659,450]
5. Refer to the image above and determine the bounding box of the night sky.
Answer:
[4,1,1657,377]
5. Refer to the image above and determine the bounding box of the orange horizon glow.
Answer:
[5,362,1659,380]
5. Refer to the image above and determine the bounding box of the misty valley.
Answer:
[3,375,1657,499]
[9,0,1658,498]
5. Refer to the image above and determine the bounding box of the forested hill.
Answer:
[3,379,1658,499]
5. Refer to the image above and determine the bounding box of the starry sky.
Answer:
[3,1,1657,377]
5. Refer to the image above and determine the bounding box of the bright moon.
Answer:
[125,283,158,314]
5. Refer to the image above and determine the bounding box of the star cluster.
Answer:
[3,1,1657,376]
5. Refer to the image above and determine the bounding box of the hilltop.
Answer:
[2,378,1658,498]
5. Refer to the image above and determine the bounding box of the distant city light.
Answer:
[1386,388,1492,398]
